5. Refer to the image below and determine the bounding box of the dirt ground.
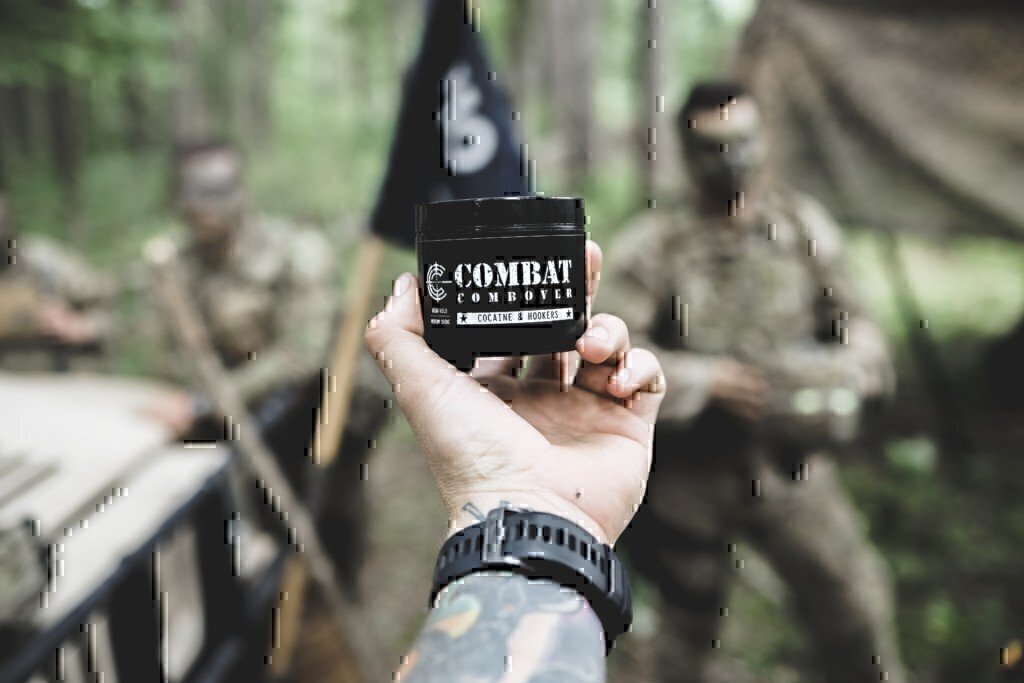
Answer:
[289,420,809,683]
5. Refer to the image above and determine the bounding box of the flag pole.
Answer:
[312,233,388,470]
[266,232,388,679]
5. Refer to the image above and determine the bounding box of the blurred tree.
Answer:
[548,0,598,192]
[42,0,82,230]
[46,73,80,225]
[0,0,174,224]
[505,0,532,103]
[1,85,35,156]
[170,0,211,141]
[117,0,148,149]
[244,0,275,139]
[635,0,665,207]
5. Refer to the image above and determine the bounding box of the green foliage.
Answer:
[7,149,170,262]
[847,232,1024,346]
[0,0,173,86]
[845,435,1024,682]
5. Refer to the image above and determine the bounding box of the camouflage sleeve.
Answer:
[21,237,117,308]
[118,260,193,381]
[21,236,118,343]
[229,230,338,404]
[600,214,723,424]
[796,195,895,400]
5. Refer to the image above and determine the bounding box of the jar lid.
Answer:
[416,196,585,235]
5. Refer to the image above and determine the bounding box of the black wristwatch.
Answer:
[431,505,633,651]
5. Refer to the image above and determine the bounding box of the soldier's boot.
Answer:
[748,455,907,683]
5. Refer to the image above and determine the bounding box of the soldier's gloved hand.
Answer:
[364,241,666,545]
[36,302,99,346]
[141,390,197,438]
[709,359,770,422]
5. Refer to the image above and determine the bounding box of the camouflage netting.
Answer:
[736,0,1024,240]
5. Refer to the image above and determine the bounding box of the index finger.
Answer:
[525,240,603,385]
[585,239,603,314]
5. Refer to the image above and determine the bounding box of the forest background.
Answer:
[2,1,1023,681]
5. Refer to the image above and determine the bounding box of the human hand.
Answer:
[364,242,666,545]
[709,359,770,422]
[36,303,99,346]
[141,390,197,437]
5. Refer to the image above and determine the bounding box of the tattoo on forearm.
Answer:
[462,502,486,522]
[396,572,606,682]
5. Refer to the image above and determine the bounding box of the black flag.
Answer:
[369,0,527,248]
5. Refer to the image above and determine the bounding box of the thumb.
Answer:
[365,273,537,482]
[365,273,461,402]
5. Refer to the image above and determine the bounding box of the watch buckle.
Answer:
[481,503,527,565]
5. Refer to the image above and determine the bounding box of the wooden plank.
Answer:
[37,447,228,628]
[158,525,206,683]
[0,373,172,537]
[0,460,54,508]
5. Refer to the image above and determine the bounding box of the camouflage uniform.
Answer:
[145,216,389,591]
[0,235,116,373]
[601,190,905,683]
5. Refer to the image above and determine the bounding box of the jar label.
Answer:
[418,233,586,365]
[457,308,575,326]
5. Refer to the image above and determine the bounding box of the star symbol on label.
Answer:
[459,313,467,323]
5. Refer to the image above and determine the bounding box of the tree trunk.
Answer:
[549,0,597,192]
[117,0,147,149]
[0,89,13,180]
[2,84,34,156]
[245,0,273,141]
[636,0,664,208]
[46,78,81,233]
[171,0,211,143]
[37,0,81,233]
[121,77,147,149]
[0,112,7,190]
[505,0,532,107]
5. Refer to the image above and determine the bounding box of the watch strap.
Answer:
[431,507,632,651]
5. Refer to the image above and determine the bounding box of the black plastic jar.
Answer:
[416,196,588,370]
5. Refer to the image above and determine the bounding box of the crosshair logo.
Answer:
[426,262,451,302]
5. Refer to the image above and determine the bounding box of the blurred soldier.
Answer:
[141,141,388,593]
[0,191,115,372]
[601,82,904,682]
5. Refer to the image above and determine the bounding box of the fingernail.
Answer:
[585,325,609,341]
[393,273,412,297]
[613,368,630,386]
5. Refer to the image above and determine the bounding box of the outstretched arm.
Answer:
[398,572,604,682]
[798,196,894,399]
[364,241,665,681]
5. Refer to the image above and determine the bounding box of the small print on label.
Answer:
[456,308,574,326]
